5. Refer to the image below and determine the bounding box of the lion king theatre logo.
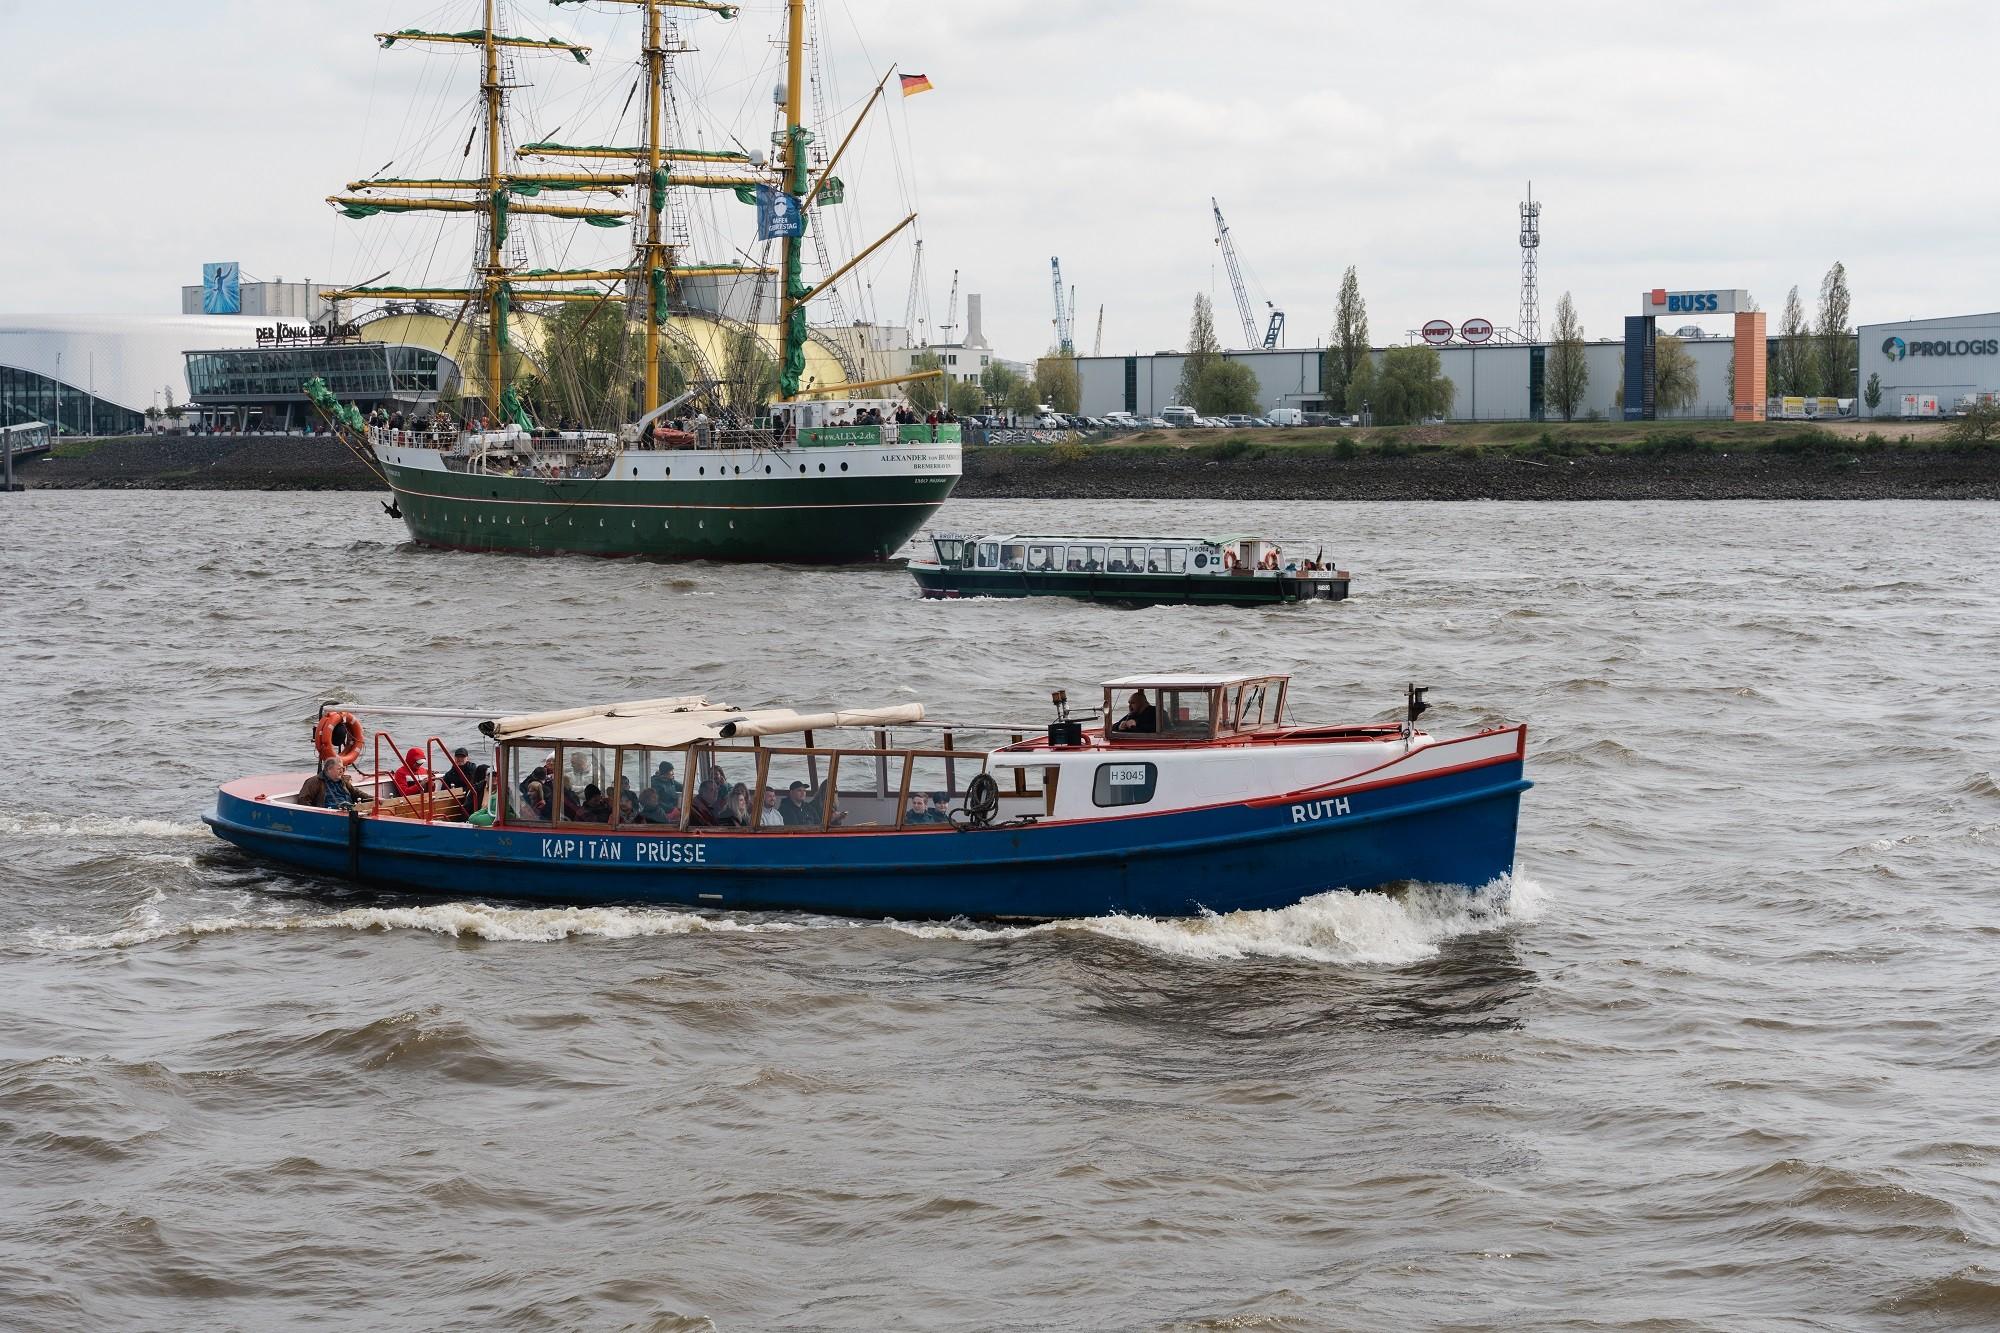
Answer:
[1883,336,1907,362]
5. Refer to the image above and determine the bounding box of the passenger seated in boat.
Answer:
[688,777,723,827]
[651,761,681,806]
[779,781,817,826]
[905,792,946,825]
[635,788,674,824]
[440,747,484,805]
[581,784,613,823]
[1114,690,1159,734]
[297,758,368,810]
[391,747,431,798]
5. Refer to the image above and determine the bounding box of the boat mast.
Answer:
[483,0,506,421]
[642,0,666,415]
[777,0,807,401]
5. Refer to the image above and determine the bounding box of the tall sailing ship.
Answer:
[309,0,960,562]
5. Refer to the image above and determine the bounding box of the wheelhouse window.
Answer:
[932,537,964,566]
[1238,681,1269,728]
[1160,690,1214,737]
[1093,761,1158,807]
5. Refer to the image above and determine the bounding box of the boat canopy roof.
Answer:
[946,533,1245,546]
[482,694,926,749]
[1101,672,1274,689]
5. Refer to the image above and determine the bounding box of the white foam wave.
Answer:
[0,810,209,841]
[28,874,1548,963]
[891,873,1548,966]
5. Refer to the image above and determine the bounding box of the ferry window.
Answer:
[557,745,614,825]
[1147,546,1186,574]
[933,538,963,565]
[758,749,832,831]
[1239,682,1268,728]
[1067,545,1105,572]
[1106,545,1141,572]
[1161,690,1213,736]
[623,748,683,828]
[1000,544,1027,571]
[1219,686,1243,734]
[1026,544,1057,571]
[1093,761,1158,807]
[900,754,959,829]
[507,748,551,824]
[975,542,999,569]
[1192,550,1212,570]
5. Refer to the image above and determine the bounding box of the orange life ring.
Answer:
[315,710,364,766]
[1222,549,1240,571]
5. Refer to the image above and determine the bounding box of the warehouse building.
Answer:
[1856,313,2000,417]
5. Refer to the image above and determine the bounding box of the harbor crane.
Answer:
[1049,256,1074,355]
[941,268,960,344]
[1211,197,1285,349]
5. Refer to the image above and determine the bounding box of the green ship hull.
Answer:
[381,459,957,562]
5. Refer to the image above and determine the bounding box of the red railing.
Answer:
[366,728,482,824]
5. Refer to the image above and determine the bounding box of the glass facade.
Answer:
[184,343,455,403]
[0,365,145,437]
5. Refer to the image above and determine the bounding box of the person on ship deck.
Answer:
[1114,690,1159,734]
[297,758,368,810]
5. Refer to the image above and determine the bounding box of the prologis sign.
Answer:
[1641,288,1752,317]
[1881,334,1999,361]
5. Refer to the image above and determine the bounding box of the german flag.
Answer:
[899,73,933,97]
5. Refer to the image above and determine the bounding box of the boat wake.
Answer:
[28,874,1547,964]
[0,809,210,841]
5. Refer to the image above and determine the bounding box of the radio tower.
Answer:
[1518,181,1542,342]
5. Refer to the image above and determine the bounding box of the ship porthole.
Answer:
[840,462,848,472]
[632,468,639,477]
[764,465,771,474]
[664,467,672,477]
[818,463,826,472]
[799,465,806,474]
[698,520,705,529]
[698,467,705,475]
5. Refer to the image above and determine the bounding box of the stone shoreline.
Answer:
[15,434,2000,500]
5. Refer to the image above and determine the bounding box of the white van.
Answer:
[1159,405,1200,427]
[1266,407,1303,427]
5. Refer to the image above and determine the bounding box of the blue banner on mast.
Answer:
[755,186,803,240]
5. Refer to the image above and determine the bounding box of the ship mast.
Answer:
[642,0,667,414]
[777,0,808,400]
[482,0,506,420]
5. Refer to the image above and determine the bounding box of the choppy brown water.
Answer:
[2,491,1997,1330]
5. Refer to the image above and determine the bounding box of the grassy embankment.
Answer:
[1008,418,1965,465]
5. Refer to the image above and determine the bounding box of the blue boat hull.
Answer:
[205,760,1528,919]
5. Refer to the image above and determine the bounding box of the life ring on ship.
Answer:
[1222,549,1240,571]
[314,710,365,766]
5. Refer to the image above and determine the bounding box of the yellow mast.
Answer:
[642,0,665,414]
[482,0,504,421]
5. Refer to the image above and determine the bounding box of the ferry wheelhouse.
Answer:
[206,673,1527,920]
[907,533,1350,605]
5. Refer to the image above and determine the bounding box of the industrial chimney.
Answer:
[964,293,988,348]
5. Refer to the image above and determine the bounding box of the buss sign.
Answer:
[1460,317,1494,344]
[1643,288,1750,316]
[1421,319,1455,345]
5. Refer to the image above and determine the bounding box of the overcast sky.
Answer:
[4,0,1997,359]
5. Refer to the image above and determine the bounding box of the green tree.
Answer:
[905,351,946,413]
[1654,334,1699,413]
[721,327,777,416]
[1323,266,1370,411]
[1005,377,1039,416]
[947,379,983,418]
[1546,290,1590,421]
[1193,359,1260,415]
[1034,355,1081,413]
[1774,284,1820,397]
[1864,371,1882,412]
[1946,401,2000,444]
[518,300,636,427]
[980,361,1024,407]
[1346,350,1377,421]
[1815,261,1855,398]
[1372,345,1453,424]
[1176,294,1220,405]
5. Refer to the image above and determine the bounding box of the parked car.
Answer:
[1159,405,1200,428]
[1266,407,1304,427]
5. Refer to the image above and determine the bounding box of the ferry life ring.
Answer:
[314,710,365,766]
[1260,549,1280,571]
[1222,549,1240,572]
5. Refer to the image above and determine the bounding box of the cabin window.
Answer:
[1000,543,1027,571]
[932,538,964,566]
[1093,761,1158,807]
[1105,545,1143,573]
[687,745,755,828]
[506,748,553,824]
[1160,690,1213,736]
[621,747,683,827]
[1148,547,1187,574]
[1026,543,1058,571]
[1239,682,1269,728]
[556,744,615,825]
[975,542,999,569]
[1066,544,1106,572]
[758,749,833,831]
[1219,686,1243,734]
[900,753,960,829]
